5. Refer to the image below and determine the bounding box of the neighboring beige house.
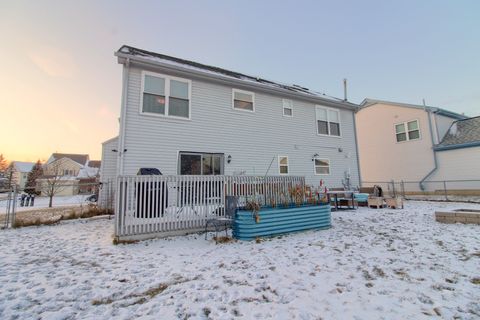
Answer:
[7,161,35,190]
[356,99,468,192]
[37,153,101,196]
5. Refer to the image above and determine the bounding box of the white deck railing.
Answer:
[114,175,305,240]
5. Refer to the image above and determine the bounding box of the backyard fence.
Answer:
[362,179,480,203]
[114,175,305,240]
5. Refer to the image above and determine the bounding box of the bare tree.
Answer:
[40,161,70,207]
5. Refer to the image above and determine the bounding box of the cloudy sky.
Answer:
[0,0,479,162]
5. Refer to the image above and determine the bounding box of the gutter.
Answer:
[434,141,480,151]
[117,58,130,176]
[352,111,362,186]
[115,52,359,111]
[419,110,438,190]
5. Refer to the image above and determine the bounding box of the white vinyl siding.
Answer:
[140,71,191,119]
[232,89,255,112]
[278,156,289,175]
[395,119,420,142]
[314,158,330,175]
[283,99,293,117]
[316,106,341,136]
[118,67,360,187]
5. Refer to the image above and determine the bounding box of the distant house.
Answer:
[7,161,35,190]
[37,153,101,196]
[355,99,474,191]
[100,45,361,188]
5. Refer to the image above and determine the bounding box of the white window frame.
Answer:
[315,106,341,137]
[140,70,192,120]
[313,157,330,176]
[282,99,293,117]
[232,88,255,113]
[278,155,289,175]
[394,119,421,143]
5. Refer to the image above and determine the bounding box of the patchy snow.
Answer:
[0,201,479,319]
[0,195,91,213]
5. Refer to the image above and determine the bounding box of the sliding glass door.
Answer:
[179,152,224,175]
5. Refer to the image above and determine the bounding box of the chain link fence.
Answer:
[362,180,480,203]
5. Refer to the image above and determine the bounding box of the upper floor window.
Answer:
[283,99,293,117]
[232,89,254,112]
[141,72,191,119]
[395,120,420,142]
[278,156,289,175]
[316,106,340,136]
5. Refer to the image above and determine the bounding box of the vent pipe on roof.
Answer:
[343,78,348,101]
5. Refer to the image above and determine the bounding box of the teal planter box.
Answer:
[233,204,331,240]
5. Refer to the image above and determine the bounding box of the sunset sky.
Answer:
[1,1,479,163]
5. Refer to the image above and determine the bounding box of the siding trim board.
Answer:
[434,141,480,151]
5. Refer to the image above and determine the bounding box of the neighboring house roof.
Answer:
[12,161,35,173]
[115,45,359,110]
[49,153,89,166]
[435,116,480,151]
[87,160,101,168]
[77,166,100,178]
[360,98,467,120]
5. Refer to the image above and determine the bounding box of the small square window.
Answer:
[314,158,330,175]
[395,120,420,142]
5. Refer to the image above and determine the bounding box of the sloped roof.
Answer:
[360,98,467,120]
[12,161,35,173]
[77,166,100,178]
[87,160,101,168]
[51,153,89,166]
[115,45,358,110]
[436,116,480,150]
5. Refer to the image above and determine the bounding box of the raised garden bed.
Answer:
[435,209,480,224]
[233,204,331,240]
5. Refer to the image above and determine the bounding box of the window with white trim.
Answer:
[278,156,289,175]
[283,99,293,116]
[141,72,191,119]
[315,106,340,136]
[179,152,224,175]
[395,120,420,142]
[232,89,254,111]
[314,158,330,175]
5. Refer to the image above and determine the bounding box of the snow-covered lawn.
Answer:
[0,195,91,214]
[0,201,479,319]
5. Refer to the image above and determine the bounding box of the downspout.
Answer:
[117,58,130,176]
[352,111,362,187]
[419,109,438,190]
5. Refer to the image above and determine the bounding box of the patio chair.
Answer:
[205,196,238,243]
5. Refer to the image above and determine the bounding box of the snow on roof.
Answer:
[360,98,467,120]
[77,166,99,178]
[117,45,356,106]
[437,116,480,148]
[12,161,35,173]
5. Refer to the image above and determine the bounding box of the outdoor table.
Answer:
[326,190,357,211]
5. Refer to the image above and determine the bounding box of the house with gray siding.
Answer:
[101,45,361,191]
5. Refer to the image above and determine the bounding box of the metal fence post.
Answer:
[443,181,448,201]
[391,180,396,198]
[400,180,405,199]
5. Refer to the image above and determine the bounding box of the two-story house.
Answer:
[355,99,470,192]
[100,46,361,196]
